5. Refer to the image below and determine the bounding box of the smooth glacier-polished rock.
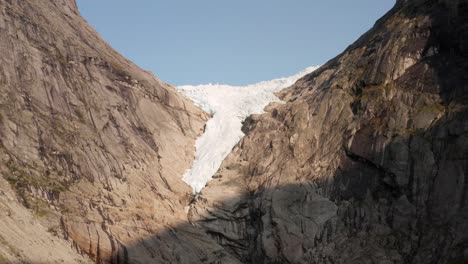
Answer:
[191,0,468,263]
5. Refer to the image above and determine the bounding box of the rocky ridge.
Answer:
[0,1,238,263]
[0,0,467,263]
[190,0,468,263]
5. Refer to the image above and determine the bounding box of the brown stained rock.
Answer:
[191,0,468,263]
[1,0,467,263]
[0,1,237,263]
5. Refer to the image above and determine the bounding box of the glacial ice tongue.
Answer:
[177,66,318,193]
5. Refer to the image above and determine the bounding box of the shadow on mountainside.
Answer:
[108,1,468,263]
[107,119,466,264]
[99,109,467,264]
[5,1,468,264]
[9,3,466,264]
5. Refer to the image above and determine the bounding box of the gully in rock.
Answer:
[1,0,467,263]
[177,66,319,193]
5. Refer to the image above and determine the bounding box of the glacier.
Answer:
[177,66,319,193]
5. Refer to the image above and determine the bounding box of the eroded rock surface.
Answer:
[1,0,467,263]
[0,1,238,263]
[191,0,468,263]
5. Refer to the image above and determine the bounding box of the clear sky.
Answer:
[76,1,395,86]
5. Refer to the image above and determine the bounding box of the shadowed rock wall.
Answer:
[191,0,468,263]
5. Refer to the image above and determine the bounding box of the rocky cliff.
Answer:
[190,0,468,263]
[1,0,467,263]
[0,1,239,263]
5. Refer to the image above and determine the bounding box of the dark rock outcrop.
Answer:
[1,0,467,263]
[191,0,468,263]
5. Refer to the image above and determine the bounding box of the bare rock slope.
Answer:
[191,0,468,263]
[0,1,239,263]
[1,0,467,263]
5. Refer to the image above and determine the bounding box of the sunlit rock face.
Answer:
[0,1,234,263]
[1,0,467,263]
[190,0,468,263]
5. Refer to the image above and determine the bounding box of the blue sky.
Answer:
[76,1,395,86]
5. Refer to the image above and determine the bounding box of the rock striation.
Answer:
[0,1,237,263]
[1,0,467,263]
[190,0,468,263]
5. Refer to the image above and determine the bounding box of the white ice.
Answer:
[177,66,319,193]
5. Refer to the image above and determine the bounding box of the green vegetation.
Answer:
[0,254,7,264]
[60,207,72,215]
[360,84,393,102]
[350,83,393,98]
[32,199,51,217]
[418,103,446,113]
[446,101,467,114]
[416,101,467,115]
[47,226,59,237]
[0,235,20,259]
[366,84,393,93]
[447,258,468,264]
[5,162,67,193]
[401,128,425,136]
[110,62,131,81]
[349,83,395,116]
[350,83,363,97]
[395,128,433,143]
[3,161,69,217]
[74,107,85,121]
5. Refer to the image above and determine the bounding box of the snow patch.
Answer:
[177,66,319,193]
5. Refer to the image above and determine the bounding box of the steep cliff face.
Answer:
[0,1,236,263]
[191,0,468,263]
[1,0,467,263]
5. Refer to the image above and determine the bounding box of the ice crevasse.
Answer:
[177,66,319,193]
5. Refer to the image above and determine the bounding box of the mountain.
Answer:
[189,0,468,263]
[1,0,467,263]
[177,66,318,192]
[0,1,232,263]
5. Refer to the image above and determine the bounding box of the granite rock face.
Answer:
[191,0,468,263]
[1,0,467,263]
[0,1,239,263]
